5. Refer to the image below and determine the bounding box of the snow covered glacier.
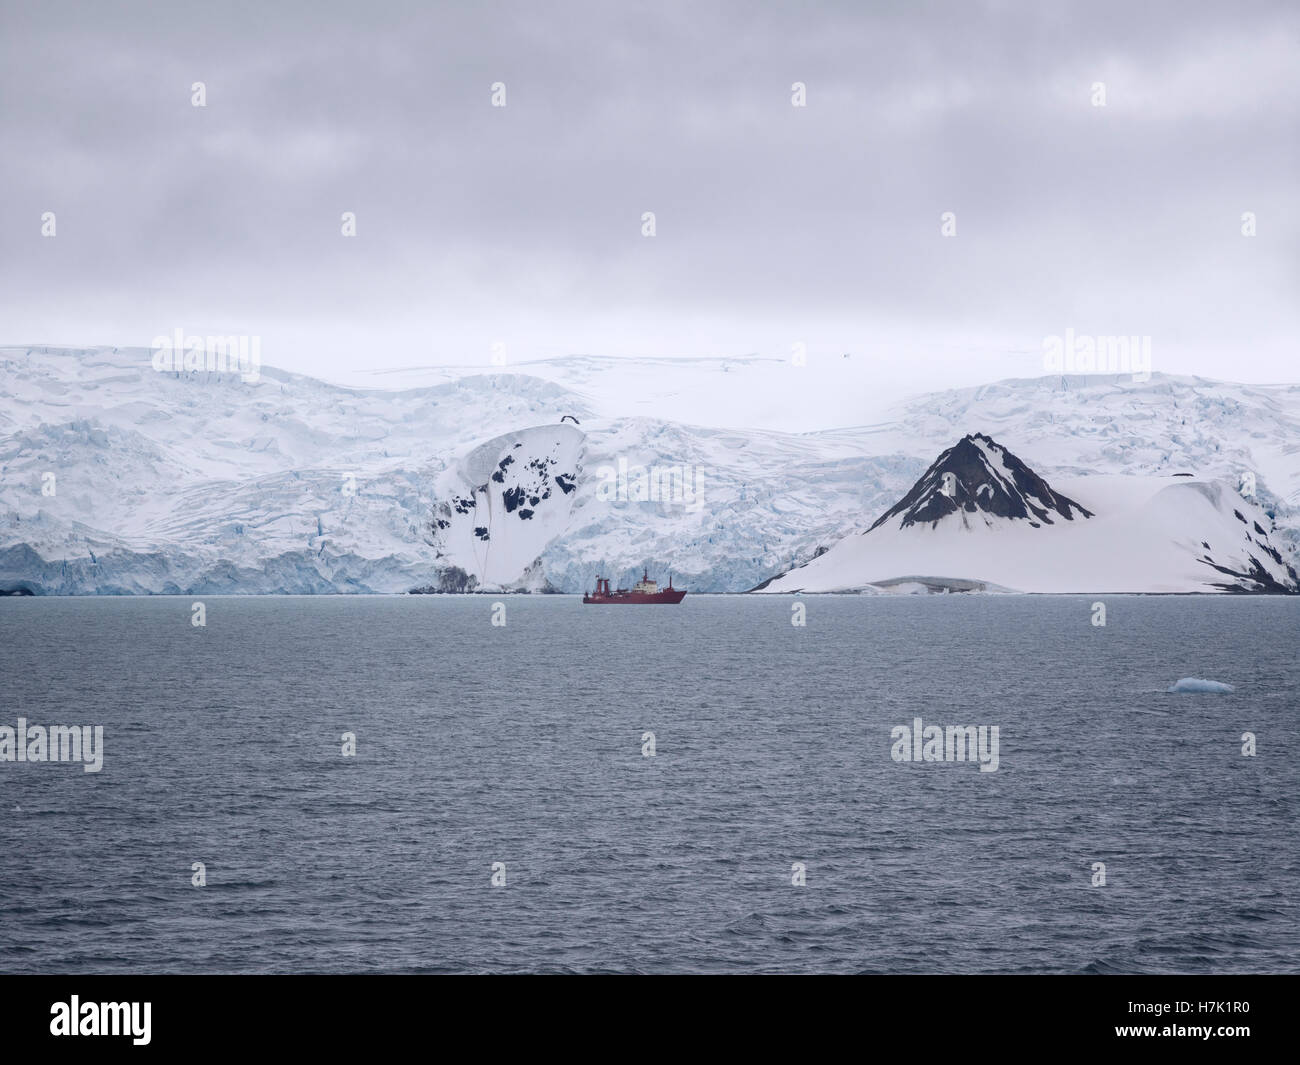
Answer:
[1,346,1298,594]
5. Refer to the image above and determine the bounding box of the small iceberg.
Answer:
[1167,677,1235,694]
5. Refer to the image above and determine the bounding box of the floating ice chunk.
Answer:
[1166,677,1235,693]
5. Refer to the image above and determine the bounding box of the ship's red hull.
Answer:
[582,589,686,604]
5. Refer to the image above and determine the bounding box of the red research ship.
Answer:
[583,569,686,604]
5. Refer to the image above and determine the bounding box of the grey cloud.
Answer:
[1,0,1296,382]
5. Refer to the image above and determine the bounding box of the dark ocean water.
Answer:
[0,594,1297,974]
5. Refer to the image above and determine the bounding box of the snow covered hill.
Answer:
[758,434,1300,594]
[426,424,584,590]
[882,373,1300,563]
[1,346,1298,594]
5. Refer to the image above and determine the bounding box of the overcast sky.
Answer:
[3,0,1297,393]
